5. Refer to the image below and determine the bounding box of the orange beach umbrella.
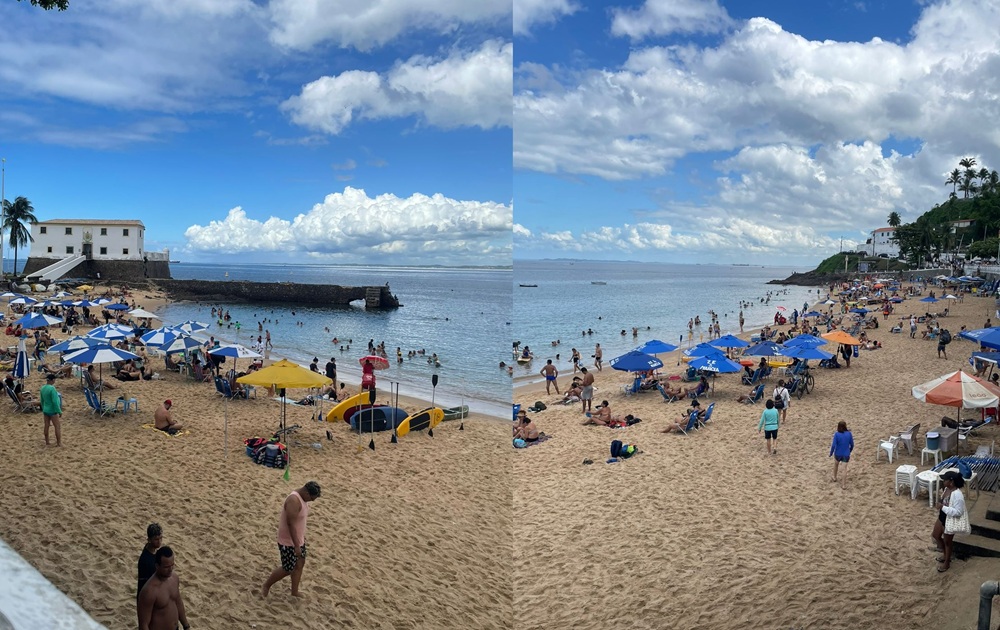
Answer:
[822,330,861,346]
[912,370,1000,409]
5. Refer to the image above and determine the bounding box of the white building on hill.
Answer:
[871,227,899,257]
[29,219,168,261]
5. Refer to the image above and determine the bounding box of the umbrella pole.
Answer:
[224,396,229,460]
[429,373,438,437]
[390,381,399,444]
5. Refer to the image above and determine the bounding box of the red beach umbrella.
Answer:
[359,355,390,370]
[912,370,1000,409]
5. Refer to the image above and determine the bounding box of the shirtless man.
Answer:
[593,343,603,371]
[154,400,183,434]
[137,546,190,630]
[579,367,595,414]
[539,359,560,394]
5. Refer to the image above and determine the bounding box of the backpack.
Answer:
[940,330,952,344]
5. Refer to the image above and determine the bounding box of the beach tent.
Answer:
[238,359,332,456]
[912,371,1000,421]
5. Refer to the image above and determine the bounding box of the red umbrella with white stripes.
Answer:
[912,370,1000,420]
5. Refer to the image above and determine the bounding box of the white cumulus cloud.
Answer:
[514,0,578,35]
[282,40,513,134]
[184,187,512,265]
[267,0,509,51]
[611,0,735,40]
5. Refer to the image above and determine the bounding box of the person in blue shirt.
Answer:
[829,421,855,489]
[757,399,780,455]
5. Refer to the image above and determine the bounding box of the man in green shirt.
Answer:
[40,373,63,447]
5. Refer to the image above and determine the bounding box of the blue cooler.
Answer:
[926,432,940,450]
[512,404,521,421]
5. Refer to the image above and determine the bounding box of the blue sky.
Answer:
[0,0,513,266]
[513,0,1000,264]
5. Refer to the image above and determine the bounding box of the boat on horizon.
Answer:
[591,281,607,285]
[519,284,538,287]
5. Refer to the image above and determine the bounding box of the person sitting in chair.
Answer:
[662,399,702,433]
[164,354,181,372]
[116,359,142,381]
[154,400,183,434]
[39,362,74,378]
[83,365,118,391]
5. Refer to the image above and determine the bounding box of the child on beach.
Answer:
[829,421,854,489]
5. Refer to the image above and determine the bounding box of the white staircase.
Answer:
[30,254,87,282]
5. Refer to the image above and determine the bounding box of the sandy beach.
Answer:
[514,285,999,630]
[0,285,513,629]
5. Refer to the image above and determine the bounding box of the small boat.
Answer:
[591,281,607,285]
[519,284,538,287]
[442,405,470,421]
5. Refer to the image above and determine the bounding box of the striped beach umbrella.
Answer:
[87,323,133,340]
[140,327,180,347]
[13,312,63,329]
[9,296,37,306]
[173,320,210,334]
[11,337,30,380]
[48,335,106,354]
[162,334,205,355]
[912,371,1000,411]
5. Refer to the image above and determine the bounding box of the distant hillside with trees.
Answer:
[894,157,1000,265]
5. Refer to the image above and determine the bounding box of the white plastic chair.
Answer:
[897,423,920,455]
[877,436,901,464]
[974,441,995,458]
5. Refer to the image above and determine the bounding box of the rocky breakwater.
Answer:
[768,270,850,286]
[154,279,401,309]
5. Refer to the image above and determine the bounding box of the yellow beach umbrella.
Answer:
[822,330,861,346]
[237,358,332,389]
[77,284,93,291]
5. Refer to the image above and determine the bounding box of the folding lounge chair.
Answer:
[622,375,642,396]
[84,388,117,416]
[743,384,764,404]
[698,403,716,429]
[687,383,707,399]
[677,410,701,436]
[656,383,680,403]
[6,384,38,413]
[742,368,762,386]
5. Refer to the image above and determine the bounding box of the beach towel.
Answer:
[521,433,551,448]
[141,423,190,437]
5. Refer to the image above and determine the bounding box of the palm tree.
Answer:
[959,157,977,171]
[946,169,961,196]
[2,196,38,276]
[979,167,990,193]
[887,211,901,227]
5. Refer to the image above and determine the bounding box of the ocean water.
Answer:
[512,260,821,381]
[156,263,512,417]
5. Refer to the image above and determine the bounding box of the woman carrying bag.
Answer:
[931,470,971,573]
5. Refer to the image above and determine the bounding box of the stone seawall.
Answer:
[21,257,171,282]
[153,279,401,309]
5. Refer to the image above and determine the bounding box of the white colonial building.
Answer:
[871,227,899,257]
[29,219,168,262]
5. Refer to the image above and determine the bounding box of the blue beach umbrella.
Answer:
[920,296,939,303]
[688,354,742,373]
[609,350,664,372]
[782,345,835,361]
[783,334,827,348]
[13,312,63,329]
[9,296,37,306]
[105,303,130,311]
[710,334,750,349]
[173,320,210,334]
[635,339,678,354]
[48,335,105,353]
[849,307,869,314]
[889,297,903,303]
[140,327,181,348]
[87,323,133,340]
[74,299,100,307]
[12,337,29,380]
[162,334,205,355]
[743,341,785,357]
[684,343,726,359]
[63,344,140,404]
[959,327,1000,351]
[803,310,823,317]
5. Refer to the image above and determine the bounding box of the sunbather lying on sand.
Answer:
[39,362,73,378]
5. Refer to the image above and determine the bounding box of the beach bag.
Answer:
[957,459,972,479]
[773,390,785,409]
[610,440,623,458]
[533,401,547,411]
[944,507,972,536]
[513,438,527,448]
[940,330,952,344]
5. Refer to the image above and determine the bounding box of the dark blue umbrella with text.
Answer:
[920,296,939,303]
[783,334,827,348]
[743,341,785,357]
[959,327,1000,351]
[710,334,750,349]
[683,343,726,359]
[688,354,741,394]
[105,303,130,311]
[782,345,835,361]
[609,350,663,372]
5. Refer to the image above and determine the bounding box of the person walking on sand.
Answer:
[40,373,62,447]
[570,348,581,373]
[593,343,603,371]
[829,421,854,489]
[137,546,190,630]
[579,367,594,414]
[540,359,560,394]
[910,315,917,339]
[772,379,790,424]
[261,481,322,599]
[757,399,780,456]
[137,523,162,602]
[265,329,272,350]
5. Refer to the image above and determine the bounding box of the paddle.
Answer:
[429,373,438,437]
[368,387,376,451]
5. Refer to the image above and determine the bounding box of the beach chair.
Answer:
[677,410,701,436]
[214,376,227,397]
[655,383,680,403]
[698,403,716,429]
[742,384,765,404]
[876,435,901,464]
[958,417,992,452]
[84,388,117,416]
[896,423,921,455]
[5,384,38,413]
[687,382,708,399]
[742,368,762,386]
[622,375,642,396]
